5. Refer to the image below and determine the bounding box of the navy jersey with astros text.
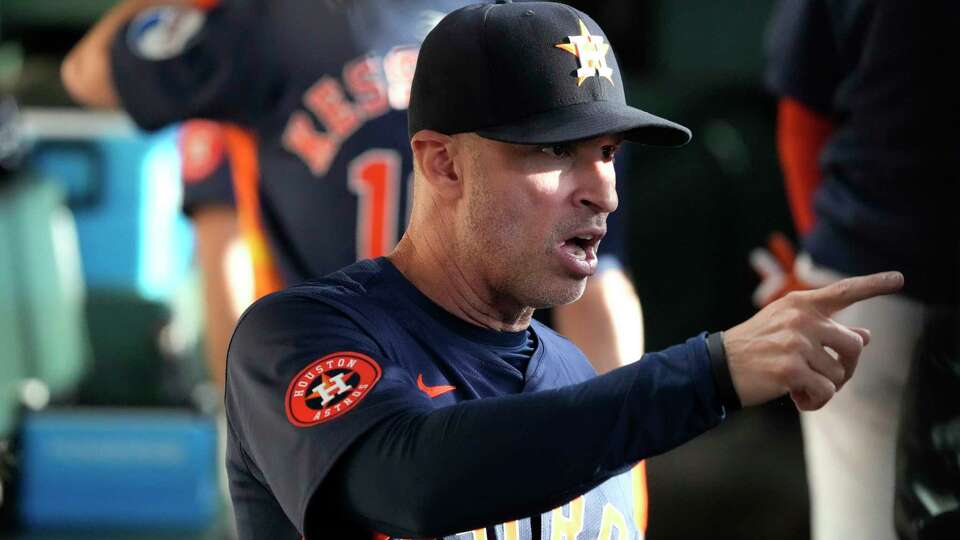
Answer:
[112,0,472,287]
[225,258,690,539]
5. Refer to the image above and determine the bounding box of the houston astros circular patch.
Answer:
[285,352,382,427]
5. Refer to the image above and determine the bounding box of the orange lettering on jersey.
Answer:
[597,503,629,540]
[343,56,389,118]
[550,495,585,540]
[282,111,338,176]
[283,49,419,172]
[304,76,361,139]
[383,45,419,110]
[347,149,400,259]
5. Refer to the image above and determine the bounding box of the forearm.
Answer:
[193,205,252,390]
[61,0,192,107]
[326,336,724,538]
[553,268,644,374]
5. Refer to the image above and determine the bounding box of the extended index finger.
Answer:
[808,271,904,314]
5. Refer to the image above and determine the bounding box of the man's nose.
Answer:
[573,159,618,214]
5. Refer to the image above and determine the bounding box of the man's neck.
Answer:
[388,234,534,333]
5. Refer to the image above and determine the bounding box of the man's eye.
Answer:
[602,145,618,161]
[540,144,573,159]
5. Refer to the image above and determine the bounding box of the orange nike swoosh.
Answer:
[417,374,456,398]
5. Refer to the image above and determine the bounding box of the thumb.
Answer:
[849,326,871,347]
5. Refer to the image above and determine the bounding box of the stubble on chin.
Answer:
[504,243,589,309]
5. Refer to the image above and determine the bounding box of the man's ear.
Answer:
[411,130,462,200]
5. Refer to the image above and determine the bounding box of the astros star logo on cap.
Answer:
[554,19,614,86]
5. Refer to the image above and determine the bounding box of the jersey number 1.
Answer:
[347,149,402,260]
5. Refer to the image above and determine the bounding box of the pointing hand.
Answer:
[724,271,904,411]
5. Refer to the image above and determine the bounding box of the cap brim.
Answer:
[475,100,691,147]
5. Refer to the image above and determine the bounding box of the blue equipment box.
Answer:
[18,409,219,530]
[23,109,193,301]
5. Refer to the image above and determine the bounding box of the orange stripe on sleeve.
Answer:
[222,125,285,298]
[632,460,649,533]
[192,0,221,10]
[776,97,836,236]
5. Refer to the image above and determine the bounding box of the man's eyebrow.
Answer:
[576,135,623,150]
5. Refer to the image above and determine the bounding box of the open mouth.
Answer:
[560,230,603,261]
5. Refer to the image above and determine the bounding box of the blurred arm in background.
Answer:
[62,0,266,130]
[191,205,250,389]
[179,120,254,390]
[554,267,644,374]
[61,0,193,108]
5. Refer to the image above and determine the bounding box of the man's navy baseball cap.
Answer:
[409,0,691,146]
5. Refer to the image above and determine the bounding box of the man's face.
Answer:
[454,132,621,310]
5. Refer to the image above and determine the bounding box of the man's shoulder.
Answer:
[227,260,402,379]
[235,259,391,335]
[298,258,386,298]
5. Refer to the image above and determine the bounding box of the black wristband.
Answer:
[706,332,742,412]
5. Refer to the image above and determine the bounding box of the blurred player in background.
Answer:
[62,0,645,391]
[763,1,960,538]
